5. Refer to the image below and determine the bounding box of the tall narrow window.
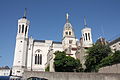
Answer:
[88,33,90,40]
[35,49,42,65]
[85,33,87,40]
[83,34,85,41]
[19,25,21,33]
[40,54,42,65]
[25,26,27,35]
[38,54,40,64]
[69,40,73,44]
[35,54,37,64]
[65,32,68,35]
[22,25,24,33]
[69,31,71,35]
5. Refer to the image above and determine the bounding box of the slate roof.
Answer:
[0,66,10,70]
[33,40,45,43]
[109,37,120,46]
[33,40,62,44]
[53,41,62,44]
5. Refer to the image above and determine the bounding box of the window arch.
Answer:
[35,49,42,65]
[35,49,41,53]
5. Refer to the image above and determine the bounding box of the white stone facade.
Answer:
[109,37,120,52]
[81,28,92,48]
[0,67,11,76]
[12,12,93,76]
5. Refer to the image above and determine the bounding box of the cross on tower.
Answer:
[84,16,87,27]
[66,13,69,22]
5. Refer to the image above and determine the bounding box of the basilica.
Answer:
[12,11,93,77]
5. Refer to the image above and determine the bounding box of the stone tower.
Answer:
[62,13,77,58]
[12,9,30,76]
[81,16,93,48]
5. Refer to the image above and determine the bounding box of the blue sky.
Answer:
[0,0,120,67]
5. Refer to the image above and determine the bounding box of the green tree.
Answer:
[84,43,112,72]
[99,50,120,68]
[112,50,120,64]
[54,51,82,72]
[45,65,49,72]
[98,55,113,67]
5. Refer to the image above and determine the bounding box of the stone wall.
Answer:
[99,64,120,73]
[23,71,120,80]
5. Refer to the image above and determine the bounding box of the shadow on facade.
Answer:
[27,77,48,80]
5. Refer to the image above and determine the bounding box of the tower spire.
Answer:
[84,16,87,27]
[66,13,69,23]
[23,8,27,18]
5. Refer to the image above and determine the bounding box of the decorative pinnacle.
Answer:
[66,13,69,23]
[84,16,87,27]
[23,8,27,18]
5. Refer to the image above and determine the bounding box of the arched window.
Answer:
[65,32,68,35]
[40,54,42,64]
[69,40,73,44]
[22,25,24,33]
[19,25,21,33]
[83,34,85,41]
[88,33,90,40]
[35,49,42,65]
[85,33,87,40]
[25,26,27,35]
[35,54,37,64]
[69,31,71,35]
[38,54,40,64]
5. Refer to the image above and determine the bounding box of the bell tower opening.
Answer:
[81,16,93,48]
